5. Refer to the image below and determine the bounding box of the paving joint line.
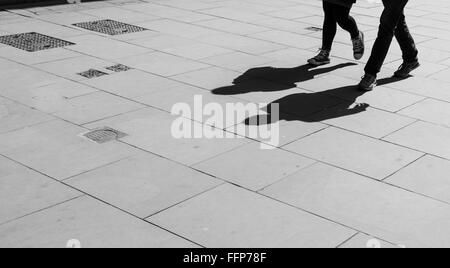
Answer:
[0,152,205,248]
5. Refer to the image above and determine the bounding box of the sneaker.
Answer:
[394,60,420,78]
[308,49,331,66]
[359,74,377,91]
[352,31,365,60]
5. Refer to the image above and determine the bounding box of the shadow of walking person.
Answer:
[245,77,407,125]
[212,63,357,95]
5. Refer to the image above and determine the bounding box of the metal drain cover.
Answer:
[306,26,323,32]
[106,64,132,73]
[0,32,75,52]
[73,20,147,36]
[83,127,127,144]
[78,69,109,79]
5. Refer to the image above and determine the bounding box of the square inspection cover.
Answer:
[106,64,133,73]
[0,32,75,52]
[78,69,109,79]
[73,20,148,36]
[83,127,128,144]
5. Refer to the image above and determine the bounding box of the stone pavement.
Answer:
[1,0,450,248]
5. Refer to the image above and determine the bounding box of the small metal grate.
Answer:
[306,26,323,32]
[106,64,133,73]
[78,69,109,79]
[83,127,127,144]
[0,32,75,52]
[72,20,148,36]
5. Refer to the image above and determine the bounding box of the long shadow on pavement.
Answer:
[212,63,356,95]
[212,63,408,125]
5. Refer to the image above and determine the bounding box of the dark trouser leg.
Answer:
[364,0,410,76]
[334,4,360,39]
[395,14,418,62]
[322,1,337,50]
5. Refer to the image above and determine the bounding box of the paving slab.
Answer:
[193,18,270,35]
[0,45,81,65]
[123,3,214,23]
[262,163,450,247]
[199,33,286,55]
[200,51,274,73]
[0,156,81,225]
[193,142,316,191]
[0,20,84,39]
[149,184,356,248]
[66,152,221,218]
[250,30,321,50]
[81,69,188,98]
[309,104,415,138]
[171,66,240,90]
[384,121,450,161]
[0,196,197,248]
[136,86,246,127]
[79,6,160,23]
[0,120,139,180]
[0,96,54,134]
[0,79,98,114]
[84,108,250,166]
[0,58,60,89]
[284,127,423,180]
[65,34,151,60]
[34,55,115,81]
[137,19,222,39]
[159,42,232,60]
[50,91,144,125]
[199,7,272,23]
[386,155,450,204]
[339,233,401,248]
[127,33,197,50]
[398,98,450,128]
[119,51,210,77]
[382,76,450,103]
[227,117,327,148]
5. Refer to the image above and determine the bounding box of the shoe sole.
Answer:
[307,59,331,66]
[394,62,421,78]
[358,81,377,91]
[353,31,365,60]
[354,53,364,61]
[359,83,376,91]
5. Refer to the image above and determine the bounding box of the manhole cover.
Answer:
[72,20,147,36]
[306,26,323,32]
[83,127,127,144]
[0,32,75,52]
[78,69,109,79]
[106,64,132,73]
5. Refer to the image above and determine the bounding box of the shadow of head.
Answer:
[212,62,357,95]
[245,76,409,126]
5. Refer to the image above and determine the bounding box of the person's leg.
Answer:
[322,1,338,51]
[334,4,365,60]
[392,13,420,77]
[395,13,418,62]
[308,1,335,66]
[364,0,409,76]
[334,4,359,39]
